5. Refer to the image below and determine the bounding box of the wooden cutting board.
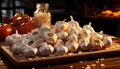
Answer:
[0,38,120,68]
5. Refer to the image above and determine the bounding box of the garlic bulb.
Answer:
[44,32,58,44]
[31,39,45,48]
[51,27,58,34]
[65,40,78,53]
[55,19,69,32]
[78,38,90,51]
[21,38,33,46]
[68,27,79,35]
[5,35,14,45]
[10,43,27,54]
[23,32,34,40]
[54,39,64,48]
[5,31,21,45]
[90,39,104,50]
[67,34,78,42]
[103,36,112,47]
[39,24,51,32]
[83,22,95,33]
[91,31,103,40]
[23,46,38,57]
[57,31,68,40]
[56,45,68,55]
[39,44,54,56]
[68,16,82,30]
[31,28,42,40]
[80,29,91,38]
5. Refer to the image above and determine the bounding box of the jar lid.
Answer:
[36,3,49,10]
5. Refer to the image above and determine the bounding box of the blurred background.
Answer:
[1,0,120,36]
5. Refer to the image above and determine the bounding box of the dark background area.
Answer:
[1,0,120,37]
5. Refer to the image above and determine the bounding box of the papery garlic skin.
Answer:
[78,38,90,51]
[103,37,112,47]
[39,24,51,32]
[31,28,42,40]
[39,44,54,56]
[56,45,68,55]
[44,32,58,44]
[10,43,27,54]
[83,22,95,33]
[5,32,22,45]
[23,46,38,57]
[92,32,103,40]
[54,39,64,49]
[55,20,68,32]
[90,39,104,50]
[68,16,82,31]
[57,31,68,40]
[68,27,79,35]
[5,35,14,45]
[80,29,91,38]
[65,40,78,53]
[67,34,78,42]
[31,39,45,48]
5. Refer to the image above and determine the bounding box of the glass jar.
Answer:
[34,3,51,27]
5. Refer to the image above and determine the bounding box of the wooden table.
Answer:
[0,54,120,69]
[1,41,120,69]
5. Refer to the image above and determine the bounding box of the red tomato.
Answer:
[10,23,18,34]
[12,13,21,23]
[0,24,12,40]
[18,22,36,34]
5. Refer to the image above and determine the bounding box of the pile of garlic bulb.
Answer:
[5,16,112,57]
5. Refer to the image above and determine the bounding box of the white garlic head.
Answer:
[57,31,68,40]
[65,40,78,53]
[83,22,95,33]
[54,39,64,49]
[68,27,79,35]
[5,35,14,45]
[92,31,103,40]
[39,44,54,56]
[39,24,51,32]
[103,36,112,47]
[23,46,38,57]
[78,38,90,51]
[67,34,78,42]
[11,43,27,54]
[31,28,42,40]
[90,39,104,50]
[55,20,68,31]
[68,16,80,29]
[56,45,68,55]
[80,29,91,38]
[44,32,58,44]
